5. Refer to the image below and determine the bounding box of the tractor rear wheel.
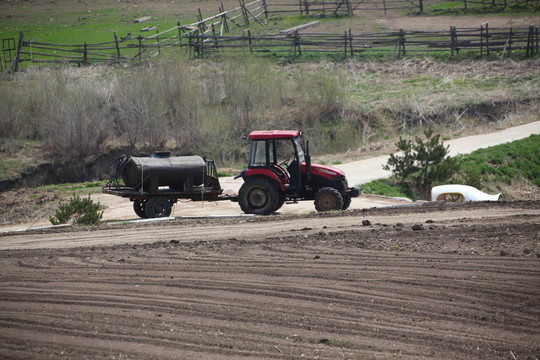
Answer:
[145,196,172,218]
[133,199,148,218]
[275,192,286,212]
[239,178,280,215]
[314,187,344,212]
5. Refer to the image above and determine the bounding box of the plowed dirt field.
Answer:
[1,201,539,359]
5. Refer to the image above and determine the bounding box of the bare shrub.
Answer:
[37,78,110,159]
[0,84,25,139]
[113,69,168,150]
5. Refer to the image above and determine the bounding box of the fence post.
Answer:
[507,27,512,57]
[262,0,268,18]
[196,32,203,58]
[13,31,24,73]
[83,42,88,65]
[248,29,252,53]
[212,23,218,48]
[178,21,183,52]
[222,14,229,34]
[198,9,208,32]
[287,30,301,63]
[464,0,467,10]
[114,33,121,60]
[485,22,489,55]
[344,31,348,58]
[526,25,534,57]
[450,26,456,56]
[156,29,161,56]
[349,28,353,56]
[480,23,484,57]
[296,30,301,56]
[400,28,405,57]
[188,33,193,58]
[534,26,538,54]
[137,35,143,60]
[346,0,352,15]
[419,0,423,13]
[240,0,250,26]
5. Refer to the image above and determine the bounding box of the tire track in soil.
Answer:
[0,202,539,359]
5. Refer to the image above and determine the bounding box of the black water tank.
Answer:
[122,155,206,193]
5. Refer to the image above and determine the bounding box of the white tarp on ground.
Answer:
[431,184,501,202]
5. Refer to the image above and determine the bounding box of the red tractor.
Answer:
[235,130,360,215]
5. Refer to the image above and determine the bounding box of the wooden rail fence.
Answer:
[267,0,424,15]
[5,24,539,72]
[186,24,539,61]
[460,0,539,9]
[1,0,539,75]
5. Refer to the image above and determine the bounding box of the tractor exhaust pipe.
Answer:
[305,140,312,183]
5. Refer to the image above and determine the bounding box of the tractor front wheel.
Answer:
[239,178,280,215]
[314,187,344,212]
[342,193,352,210]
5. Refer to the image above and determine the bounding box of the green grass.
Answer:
[0,8,190,45]
[217,170,241,177]
[458,133,540,188]
[361,179,415,199]
[35,180,108,194]
[0,139,47,180]
[0,158,27,179]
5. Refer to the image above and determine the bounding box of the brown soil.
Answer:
[1,201,539,359]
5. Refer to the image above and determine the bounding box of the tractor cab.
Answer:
[246,130,305,192]
[236,130,360,215]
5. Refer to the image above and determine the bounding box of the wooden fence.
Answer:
[267,0,424,15]
[2,0,539,74]
[189,24,539,61]
[5,24,539,71]
[460,0,539,9]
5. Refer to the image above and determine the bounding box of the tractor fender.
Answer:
[241,168,285,191]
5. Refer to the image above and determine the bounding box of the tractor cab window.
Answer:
[274,139,293,166]
[249,140,269,167]
[248,138,297,168]
[293,136,305,164]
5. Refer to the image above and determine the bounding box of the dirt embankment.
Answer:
[0,201,539,359]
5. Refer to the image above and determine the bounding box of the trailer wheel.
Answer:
[145,196,172,218]
[239,178,279,215]
[314,187,344,212]
[342,193,352,210]
[133,199,148,219]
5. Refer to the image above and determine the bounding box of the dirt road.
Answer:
[1,201,539,359]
